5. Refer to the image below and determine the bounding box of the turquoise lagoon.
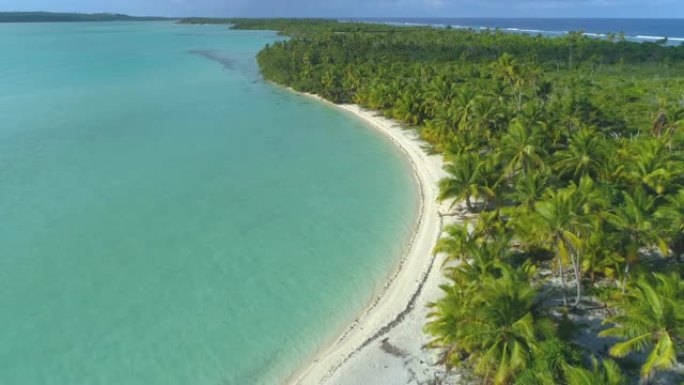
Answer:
[0,22,418,384]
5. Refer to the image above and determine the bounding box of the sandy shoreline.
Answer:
[286,91,461,385]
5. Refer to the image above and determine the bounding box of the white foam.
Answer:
[508,28,545,33]
[635,35,666,40]
[343,20,683,45]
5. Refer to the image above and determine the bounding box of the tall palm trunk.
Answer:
[569,247,582,308]
[621,236,638,294]
[557,253,568,307]
[554,236,569,307]
[672,233,684,263]
[621,263,630,294]
[465,194,473,211]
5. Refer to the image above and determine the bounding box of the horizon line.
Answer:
[1,11,683,20]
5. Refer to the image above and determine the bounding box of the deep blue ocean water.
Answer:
[347,18,684,44]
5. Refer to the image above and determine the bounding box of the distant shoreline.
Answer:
[0,12,170,23]
[342,17,684,44]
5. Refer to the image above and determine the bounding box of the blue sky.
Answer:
[0,0,682,18]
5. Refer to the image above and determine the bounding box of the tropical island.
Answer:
[181,18,684,385]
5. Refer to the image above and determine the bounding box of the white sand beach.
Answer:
[287,94,464,385]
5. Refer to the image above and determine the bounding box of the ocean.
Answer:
[0,21,418,385]
[347,18,684,44]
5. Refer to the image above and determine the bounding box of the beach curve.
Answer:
[285,91,455,385]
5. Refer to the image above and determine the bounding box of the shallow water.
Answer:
[0,21,418,385]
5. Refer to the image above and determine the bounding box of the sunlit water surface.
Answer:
[0,21,418,385]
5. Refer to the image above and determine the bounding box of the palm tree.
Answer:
[425,280,476,369]
[498,120,546,183]
[444,240,506,288]
[514,338,582,385]
[625,138,682,196]
[655,189,684,261]
[606,187,662,292]
[530,190,575,307]
[459,265,552,385]
[651,101,684,139]
[492,53,520,83]
[439,87,477,134]
[492,53,523,102]
[365,81,393,110]
[472,210,511,246]
[507,171,552,213]
[434,221,477,265]
[427,263,551,385]
[423,85,481,148]
[439,153,494,211]
[563,357,626,385]
[581,228,624,284]
[600,272,684,383]
[525,179,601,307]
[392,85,424,124]
[553,127,610,182]
[341,65,363,101]
[439,128,485,158]
[427,241,508,367]
[424,77,459,117]
[470,96,503,139]
[424,107,458,144]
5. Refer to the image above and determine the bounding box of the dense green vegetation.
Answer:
[179,18,403,36]
[0,12,168,23]
[225,19,684,384]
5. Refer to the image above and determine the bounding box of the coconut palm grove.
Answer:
[180,18,684,384]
